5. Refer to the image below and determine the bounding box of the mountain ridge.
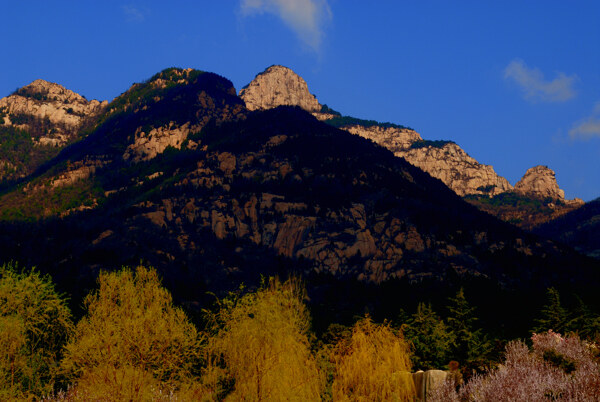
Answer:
[239,65,585,228]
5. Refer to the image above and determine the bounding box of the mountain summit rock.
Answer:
[239,65,321,112]
[515,165,582,204]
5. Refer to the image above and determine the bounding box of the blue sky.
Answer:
[2,1,599,200]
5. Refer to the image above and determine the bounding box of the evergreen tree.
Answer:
[402,303,453,370]
[565,296,600,340]
[533,287,568,334]
[446,288,489,364]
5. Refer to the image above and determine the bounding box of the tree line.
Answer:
[1,263,598,400]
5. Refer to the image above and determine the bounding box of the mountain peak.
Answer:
[15,79,89,104]
[514,165,580,204]
[239,65,321,112]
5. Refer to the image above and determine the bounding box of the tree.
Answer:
[533,287,568,334]
[206,277,323,400]
[0,263,74,399]
[564,296,600,341]
[446,288,489,365]
[331,317,415,401]
[402,303,453,370]
[61,265,201,393]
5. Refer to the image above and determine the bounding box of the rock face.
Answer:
[344,124,423,151]
[0,79,107,146]
[514,166,583,207]
[123,122,196,162]
[239,65,321,112]
[395,143,513,197]
[515,166,565,200]
[346,124,512,196]
[0,79,107,181]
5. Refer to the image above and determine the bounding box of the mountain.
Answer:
[239,65,584,230]
[465,166,585,230]
[0,67,597,332]
[0,80,107,182]
[535,197,600,259]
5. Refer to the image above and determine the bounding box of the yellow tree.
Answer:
[331,317,415,401]
[61,265,201,397]
[0,263,74,399]
[207,277,323,401]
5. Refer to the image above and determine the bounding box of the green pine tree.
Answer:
[533,287,569,334]
[402,303,453,370]
[565,296,600,340]
[446,288,489,365]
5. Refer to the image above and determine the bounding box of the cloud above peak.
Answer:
[569,102,600,141]
[240,0,331,52]
[504,59,577,102]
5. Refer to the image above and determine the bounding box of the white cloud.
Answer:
[122,5,146,22]
[569,102,600,140]
[240,0,331,52]
[504,59,577,102]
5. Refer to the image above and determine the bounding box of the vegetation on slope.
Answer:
[535,197,600,258]
[324,114,412,130]
[409,139,455,149]
[465,192,582,230]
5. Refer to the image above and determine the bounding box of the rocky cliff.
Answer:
[0,80,107,181]
[239,65,583,223]
[239,65,322,113]
[359,134,513,197]
[343,124,423,151]
[515,165,582,204]
[0,79,107,146]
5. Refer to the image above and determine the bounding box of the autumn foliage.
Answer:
[331,317,415,401]
[205,277,324,400]
[0,263,73,399]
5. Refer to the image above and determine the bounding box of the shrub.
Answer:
[61,265,201,391]
[206,277,323,400]
[429,330,600,401]
[331,317,415,401]
[325,115,411,130]
[0,263,74,399]
[409,139,455,149]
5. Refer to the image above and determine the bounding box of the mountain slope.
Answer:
[535,197,600,258]
[239,65,584,229]
[0,68,244,220]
